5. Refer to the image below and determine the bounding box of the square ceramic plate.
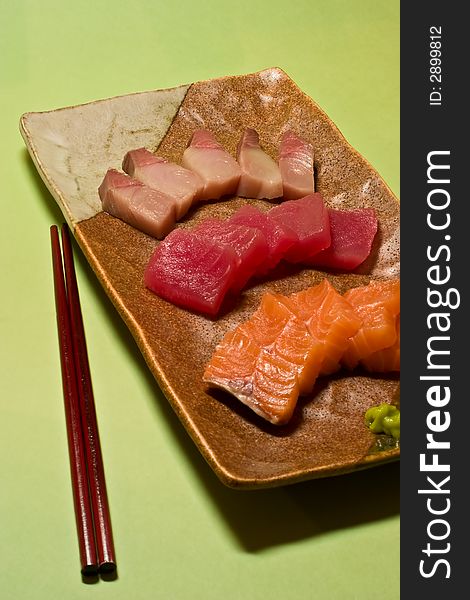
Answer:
[20,68,400,488]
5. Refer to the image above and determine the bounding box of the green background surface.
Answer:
[0,1,399,598]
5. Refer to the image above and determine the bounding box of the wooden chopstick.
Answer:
[50,225,98,575]
[50,224,116,576]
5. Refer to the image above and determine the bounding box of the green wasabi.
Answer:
[365,404,400,440]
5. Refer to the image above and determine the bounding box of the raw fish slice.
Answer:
[361,316,400,372]
[342,279,400,369]
[194,218,268,292]
[236,128,283,199]
[249,293,324,396]
[270,311,324,397]
[342,306,396,370]
[207,329,300,425]
[251,351,300,424]
[203,327,259,389]
[181,130,241,201]
[284,279,363,375]
[204,277,400,425]
[269,194,331,262]
[98,169,176,239]
[237,293,290,348]
[229,205,297,273]
[122,148,204,219]
[279,130,315,200]
[306,208,378,270]
[204,315,300,420]
[144,228,238,316]
[204,292,324,424]
[344,278,400,318]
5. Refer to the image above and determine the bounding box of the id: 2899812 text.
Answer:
[429,26,443,107]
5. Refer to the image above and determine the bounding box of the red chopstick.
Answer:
[50,224,116,576]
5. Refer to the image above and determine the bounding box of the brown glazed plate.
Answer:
[20,68,400,489]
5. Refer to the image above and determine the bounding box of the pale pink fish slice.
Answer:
[279,130,315,200]
[181,130,241,201]
[236,128,282,200]
[122,147,203,219]
[98,169,176,239]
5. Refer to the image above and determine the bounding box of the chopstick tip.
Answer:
[81,563,99,577]
[99,561,117,576]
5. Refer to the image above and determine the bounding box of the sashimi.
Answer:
[279,130,315,200]
[181,130,241,201]
[203,292,325,424]
[144,228,238,317]
[269,194,331,262]
[252,293,324,396]
[122,147,203,219]
[98,169,175,239]
[283,279,363,375]
[194,218,269,291]
[342,279,400,370]
[204,277,400,425]
[306,208,378,270]
[229,205,297,272]
[361,316,400,372]
[203,325,301,425]
[236,128,283,199]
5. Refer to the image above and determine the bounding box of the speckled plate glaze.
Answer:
[20,68,400,488]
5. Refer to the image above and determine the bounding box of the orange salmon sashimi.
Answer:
[204,278,400,425]
[361,316,400,372]
[342,279,400,370]
[258,293,325,396]
[283,279,363,375]
[203,291,325,425]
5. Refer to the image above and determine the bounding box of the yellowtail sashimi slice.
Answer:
[122,147,203,219]
[279,130,315,200]
[236,128,282,200]
[182,129,241,201]
[98,169,176,239]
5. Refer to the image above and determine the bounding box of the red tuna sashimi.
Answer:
[279,130,315,200]
[181,130,241,201]
[194,218,268,291]
[305,208,378,270]
[236,128,282,199]
[268,194,331,262]
[122,148,203,219]
[144,228,238,316]
[229,205,297,273]
[98,169,175,239]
